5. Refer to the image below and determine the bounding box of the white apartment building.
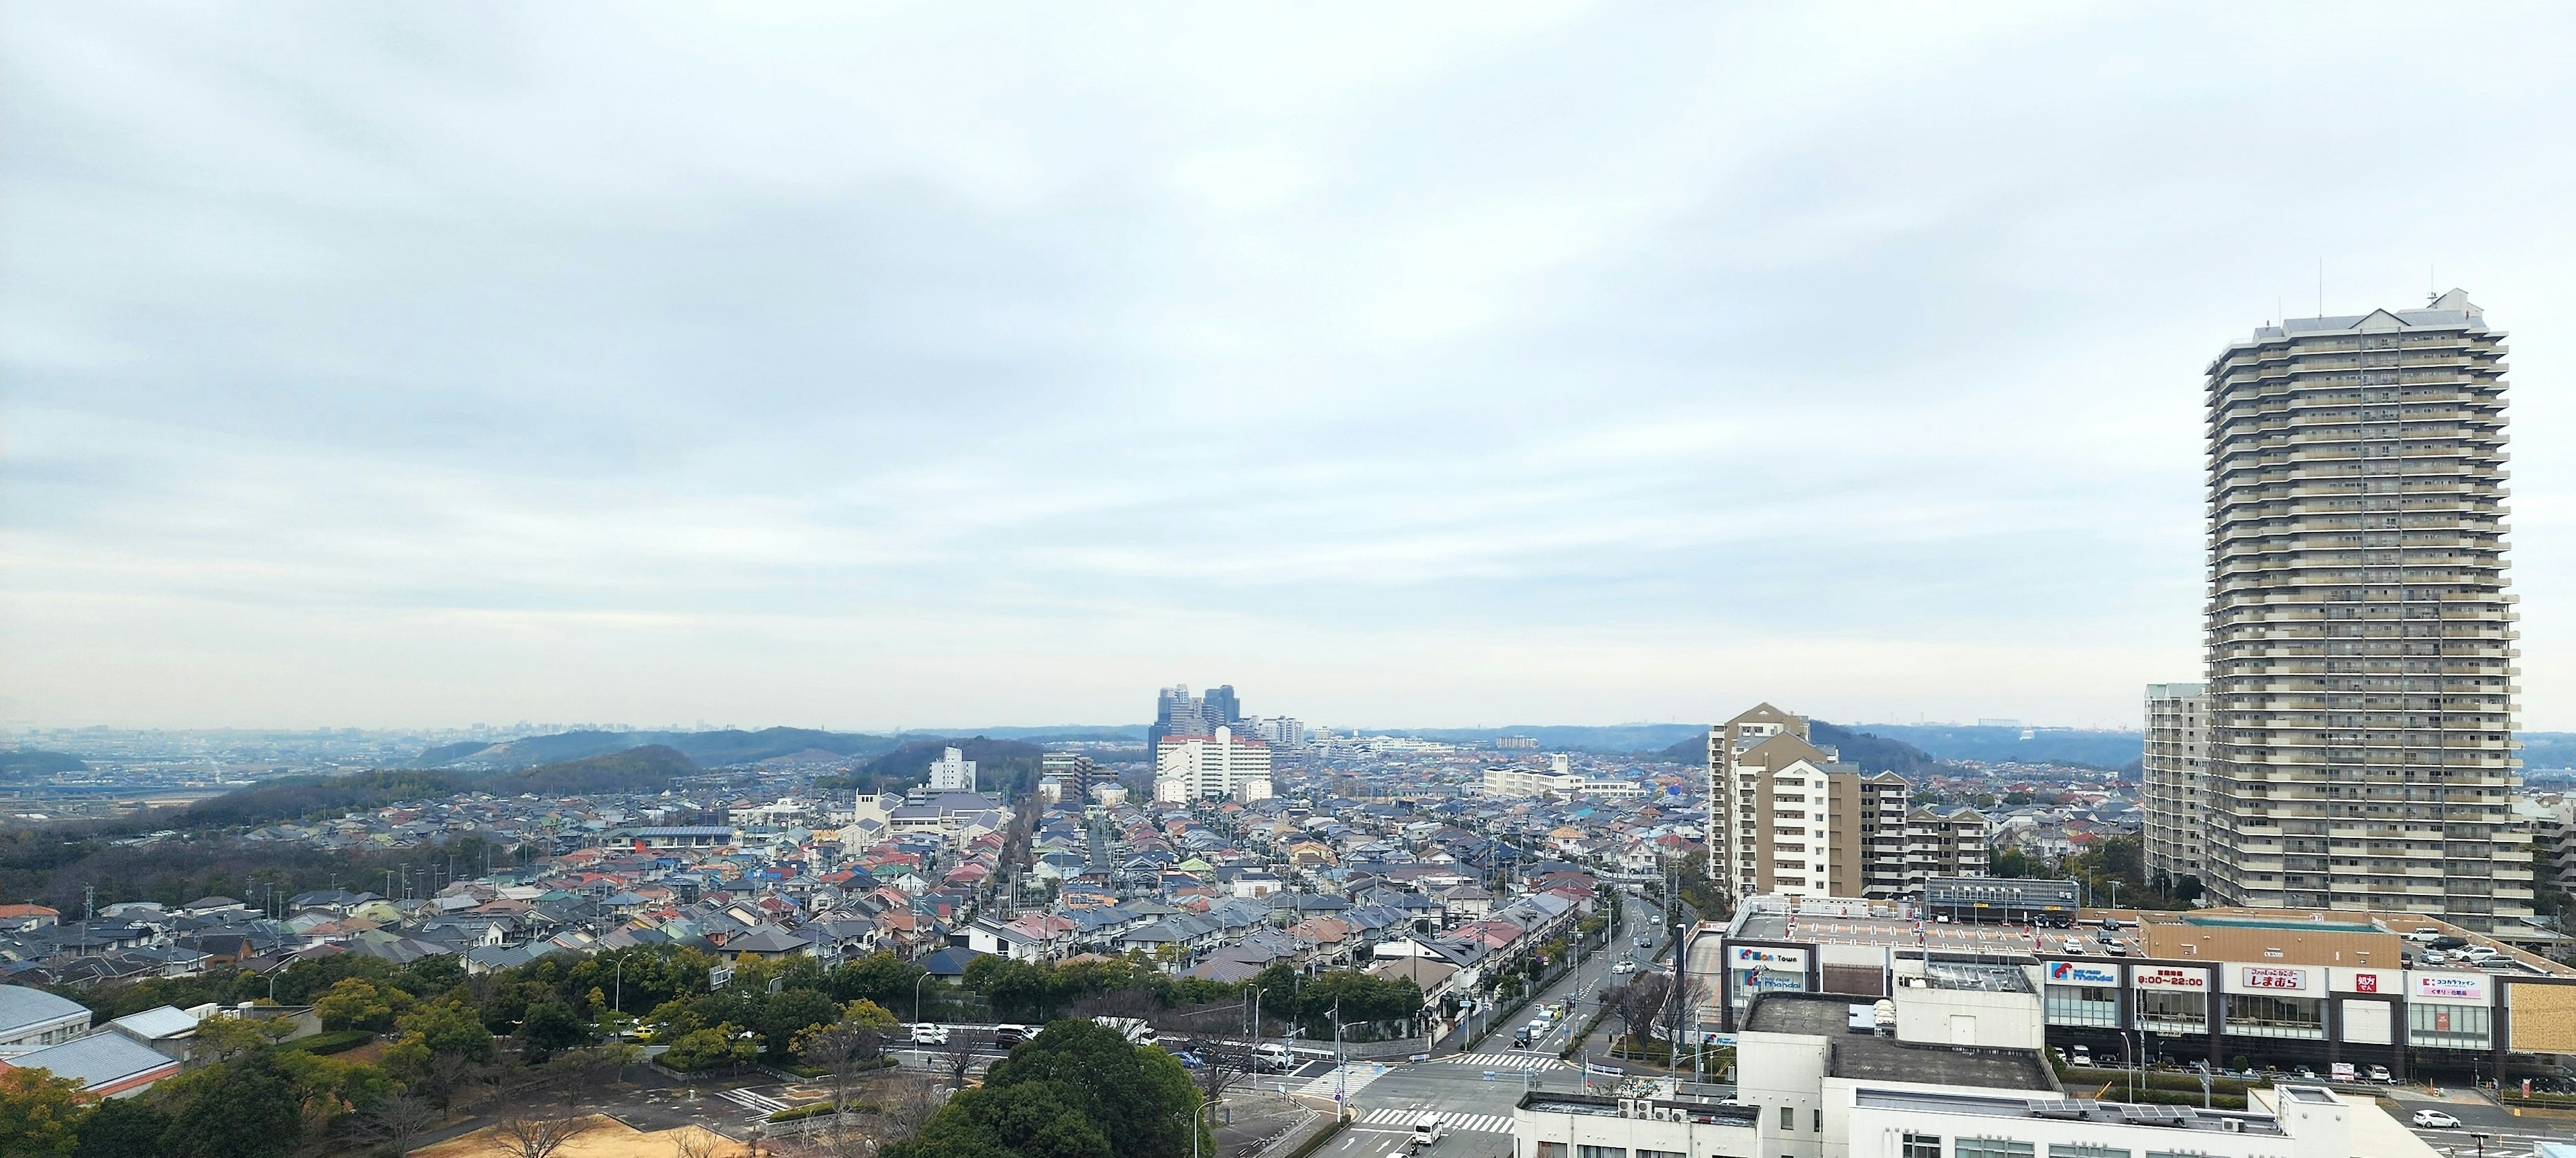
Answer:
[1155,726,1273,801]
[2140,682,2209,886]
[1485,754,1644,800]
[926,745,977,792]
[2200,291,2530,927]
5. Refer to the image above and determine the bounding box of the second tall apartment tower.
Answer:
[2196,290,2530,927]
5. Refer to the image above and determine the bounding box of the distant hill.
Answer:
[484,745,696,796]
[1844,723,2143,770]
[176,745,699,830]
[1652,721,1947,776]
[0,750,89,779]
[417,727,901,770]
[2520,733,2576,771]
[841,737,1049,799]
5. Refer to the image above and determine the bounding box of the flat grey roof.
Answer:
[1854,1087,2288,1137]
[1744,993,2057,1092]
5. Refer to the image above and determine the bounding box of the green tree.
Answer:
[313,977,411,1032]
[894,1082,1111,1158]
[395,1000,495,1063]
[828,952,926,1011]
[660,1025,757,1072]
[0,1067,86,1158]
[159,1050,304,1158]
[70,1094,166,1158]
[516,1001,590,1064]
[977,1020,1201,1158]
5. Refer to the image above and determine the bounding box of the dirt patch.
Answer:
[415,1115,749,1158]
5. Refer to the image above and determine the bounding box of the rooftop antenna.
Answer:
[2316,258,2324,318]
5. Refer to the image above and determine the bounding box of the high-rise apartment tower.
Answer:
[2139,683,2209,888]
[2200,291,2530,927]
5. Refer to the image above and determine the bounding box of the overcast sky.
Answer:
[7,4,2576,733]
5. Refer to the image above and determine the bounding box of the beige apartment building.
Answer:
[2140,682,2209,887]
[1707,703,1987,902]
[2200,291,2531,928]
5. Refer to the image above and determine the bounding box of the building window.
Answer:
[1953,1141,2035,1158]
[1900,1135,1940,1158]
[2046,1147,2129,1158]
[2222,993,2324,1039]
[1538,1145,1565,1158]
[2044,985,2119,1028]
[2407,1003,2491,1049]
[1779,1106,1794,1130]
[2135,989,2207,1032]
[1635,1151,1682,1158]
[1577,1147,1625,1158]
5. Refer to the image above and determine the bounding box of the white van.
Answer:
[1252,1043,1294,1071]
[1409,1116,1445,1151]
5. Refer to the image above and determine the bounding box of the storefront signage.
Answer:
[1731,945,1807,973]
[2132,966,2208,990]
[2410,973,2489,1003]
[2237,965,2311,992]
[2046,961,2120,986]
[2330,968,2396,995]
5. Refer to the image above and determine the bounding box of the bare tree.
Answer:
[488,1112,596,1158]
[362,1091,445,1156]
[1193,1051,1248,1107]
[875,1073,945,1142]
[672,1126,731,1158]
[800,1020,886,1115]
[935,1029,981,1088]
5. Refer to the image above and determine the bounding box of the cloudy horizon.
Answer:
[7,3,2576,732]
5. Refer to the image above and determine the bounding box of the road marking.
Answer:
[1297,1064,1393,1100]
[1434,1053,1571,1071]
[715,1088,793,1114]
[1358,1109,1515,1135]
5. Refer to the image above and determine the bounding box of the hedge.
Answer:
[770,1100,881,1123]
[282,1031,375,1056]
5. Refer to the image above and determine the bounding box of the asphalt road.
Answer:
[1318,886,1693,1158]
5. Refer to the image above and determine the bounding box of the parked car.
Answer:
[2104,942,2129,956]
[2070,1047,2092,1067]
[2457,946,2500,963]
[2410,1110,2461,1129]
[2404,928,2442,944]
[2063,939,2086,954]
[2367,1065,2392,1083]
[910,1023,951,1046]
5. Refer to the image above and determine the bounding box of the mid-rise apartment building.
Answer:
[2200,291,2531,927]
[1154,726,1272,801]
[2140,682,2209,886]
[1707,704,1984,902]
[1038,751,1093,798]
[925,745,977,792]
[1485,753,1647,800]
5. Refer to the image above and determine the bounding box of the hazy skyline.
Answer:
[7,5,2576,731]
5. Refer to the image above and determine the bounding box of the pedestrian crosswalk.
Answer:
[1438,1053,1572,1071]
[716,1088,793,1114]
[1359,1109,1515,1135]
[1296,1063,1393,1100]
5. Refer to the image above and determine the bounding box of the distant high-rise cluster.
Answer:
[1145,682,1291,802]
[1705,703,1987,901]
[2143,291,2530,929]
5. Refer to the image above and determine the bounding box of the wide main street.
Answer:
[1313,886,1701,1158]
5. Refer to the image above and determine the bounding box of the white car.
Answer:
[2063,939,2086,954]
[1611,960,1637,975]
[909,1023,951,1046]
[2409,1110,2461,1129]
